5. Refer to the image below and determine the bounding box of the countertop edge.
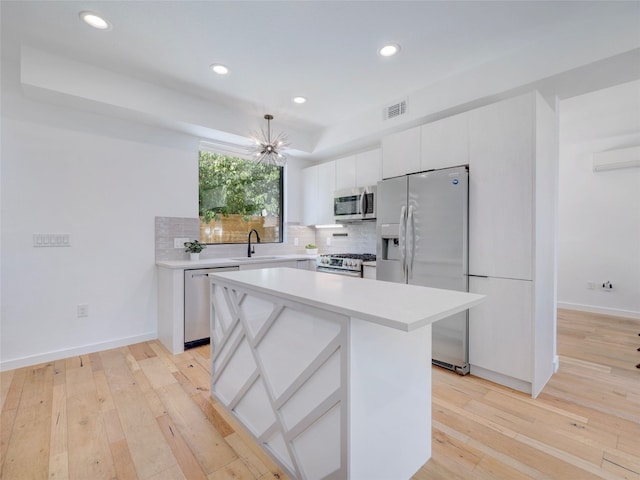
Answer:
[156,254,317,269]
[209,269,485,332]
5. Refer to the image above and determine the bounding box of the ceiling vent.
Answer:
[383,100,407,120]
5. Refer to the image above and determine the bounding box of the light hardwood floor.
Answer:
[1,309,638,479]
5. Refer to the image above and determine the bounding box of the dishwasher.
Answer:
[184,266,239,349]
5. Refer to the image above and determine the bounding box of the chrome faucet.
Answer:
[247,229,261,257]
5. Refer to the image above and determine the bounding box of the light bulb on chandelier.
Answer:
[249,114,289,166]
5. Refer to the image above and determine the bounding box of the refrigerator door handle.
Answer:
[407,205,415,279]
[399,205,407,276]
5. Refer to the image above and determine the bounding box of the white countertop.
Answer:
[156,254,316,269]
[209,267,484,332]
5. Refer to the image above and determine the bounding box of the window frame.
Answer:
[198,149,284,245]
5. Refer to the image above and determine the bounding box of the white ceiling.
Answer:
[2,1,640,159]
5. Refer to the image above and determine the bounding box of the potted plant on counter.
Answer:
[305,243,319,255]
[184,240,206,261]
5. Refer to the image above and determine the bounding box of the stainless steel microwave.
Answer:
[333,185,377,222]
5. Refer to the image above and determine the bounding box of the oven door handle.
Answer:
[316,267,361,277]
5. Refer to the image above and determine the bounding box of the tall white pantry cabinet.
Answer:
[381,91,557,397]
[467,92,556,397]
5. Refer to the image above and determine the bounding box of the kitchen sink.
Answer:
[230,256,281,261]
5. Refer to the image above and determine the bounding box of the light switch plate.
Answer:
[34,233,71,247]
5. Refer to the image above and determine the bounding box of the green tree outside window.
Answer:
[199,152,283,244]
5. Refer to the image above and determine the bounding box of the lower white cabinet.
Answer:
[469,276,533,390]
[158,259,317,355]
[297,259,316,270]
[362,264,376,279]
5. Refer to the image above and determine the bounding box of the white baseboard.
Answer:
[553,355,560,373]
[557,302,640,320]
[469,364,532,396]
[0,332,157,372]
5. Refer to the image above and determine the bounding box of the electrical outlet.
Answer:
[294,237,299,246]
[77,304,89,318]
[326,236,331,246]
[587,282,595,290]
[174,237,190,248]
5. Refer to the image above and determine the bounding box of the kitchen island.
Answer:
[208,268,484,480]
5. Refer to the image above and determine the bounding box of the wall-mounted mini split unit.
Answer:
[592,145,640,172]
[383,99,407,120]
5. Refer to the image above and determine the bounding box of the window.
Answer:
[198,151,283,244]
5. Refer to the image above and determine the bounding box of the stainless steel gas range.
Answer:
[315,253,376,277]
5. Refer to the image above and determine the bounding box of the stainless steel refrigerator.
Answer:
[376,166,470,374]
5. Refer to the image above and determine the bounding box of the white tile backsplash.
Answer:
[155,217,377,261]
[314,222,377,255]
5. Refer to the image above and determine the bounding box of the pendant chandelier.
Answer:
[249,114,289,166]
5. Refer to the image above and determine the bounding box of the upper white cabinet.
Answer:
[382,126,421,179]
[421,113,469,171]
[302,161,336,225]
[335,155,357,190]
[302,165,319,226]
[317,161,336,224]
[335,149,382,190]
[356,149,382,187]
[468,93,536,281]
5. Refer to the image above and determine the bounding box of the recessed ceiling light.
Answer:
[379,43,400,57]
[293,96,307,104]
[79,11,111,30]
[210,64,229,75]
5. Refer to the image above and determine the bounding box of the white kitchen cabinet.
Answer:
[335,149,382,190]
[468,93,536,281]
[467,91,556,398]
[296,259,316,270]
[421,112,468,171]
[317,161,336,224]
[362,263,376,279]
[157,258,320,355]
[356,149,382,186]
[302,165,318,226]
[335,154,357,190]
[469,276,532,389]
[382,126,421,179]
[302,161,336,226]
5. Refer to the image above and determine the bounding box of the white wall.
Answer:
[0,54,313,370]
[557,80,640,318]
[0,51,202,369]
